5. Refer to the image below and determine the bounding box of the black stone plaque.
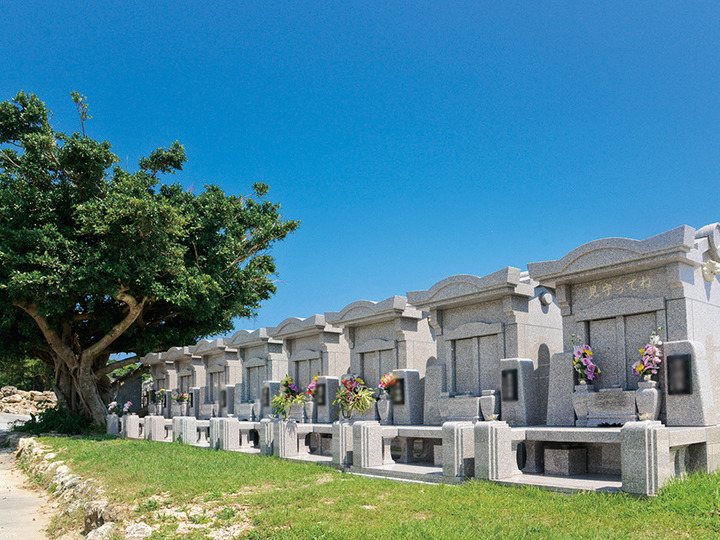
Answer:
[501,369,518,402]
[390,378,405,406]
[163,393,167,408]
[189,392,194,407]
[220,389,227,408]
[667,353,693,395]
[315,383,327,406]
[261,387,270,407]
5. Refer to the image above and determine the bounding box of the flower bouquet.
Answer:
[173,392,190,403]
[271,376,307,421]
[571,335,601,383]
[378,373,397,392]
[107,401,120,415]
[107,400,132,416]
[333,375,375,420]
[633,327,663,380]
[306,375,319,397]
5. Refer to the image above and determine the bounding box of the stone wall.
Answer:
[0,386,57,415]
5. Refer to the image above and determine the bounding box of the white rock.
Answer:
[87,522,116,540]
[125,522,154,539]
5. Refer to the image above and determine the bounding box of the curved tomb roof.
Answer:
[325,295,422,327]
[227,327,281,348]
[271,314,342,340]
[527,225,705,287]
[163,346,197,362]
[191,338,236,356]
[407,267,533,310]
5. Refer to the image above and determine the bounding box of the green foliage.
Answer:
[0,91,299,418]
[0,356,54,390]
[14,405,102,435]
[333,376,375,420]
[271,376,306,420]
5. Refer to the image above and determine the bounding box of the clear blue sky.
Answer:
[2,2,719,335]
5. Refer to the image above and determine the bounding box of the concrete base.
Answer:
[544,448,587,476]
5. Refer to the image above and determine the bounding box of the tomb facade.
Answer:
[407,267,563,425]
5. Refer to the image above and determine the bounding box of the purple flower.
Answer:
[585,365,596,380]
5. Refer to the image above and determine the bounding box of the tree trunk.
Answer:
[52,353,109,424]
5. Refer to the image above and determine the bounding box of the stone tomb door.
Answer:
[451,334,501,396]
[360,349,395,388]
[586,311,659,390]
[292,352,322,391]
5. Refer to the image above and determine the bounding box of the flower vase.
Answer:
[572,381,596,426]
[303,398,315,424]
[480,389,499,421]
[289,403,304,422]
[181,402,189,417]
[636,375,660,421]
[377,391,393,425]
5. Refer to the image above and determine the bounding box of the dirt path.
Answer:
[0,447,51,539]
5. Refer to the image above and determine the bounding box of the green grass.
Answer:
[38,436,720,539]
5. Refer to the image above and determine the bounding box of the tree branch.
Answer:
[0,149,21,168]
[96,355,140,377]
[14,302,78,370]
[82,291,147,364]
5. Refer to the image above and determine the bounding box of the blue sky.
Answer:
[2,2,720,335]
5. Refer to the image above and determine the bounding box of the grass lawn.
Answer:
[37,436,720,539]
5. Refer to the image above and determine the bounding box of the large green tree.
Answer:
[0,92,298,422]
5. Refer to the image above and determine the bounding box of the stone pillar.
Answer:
[260,381,281,419]
[144,416,167,442]
[220,417,241,450]
[273,420,299,458]
[163,390,173,419]
[106,414,119,435]
[121,414,140,438]
[233,383,247,418]
[178,417,198,444]
[442,421,475,478]
[621,420,672,496]
[474,420,514,480]
[190,387,202,418]
[663,340,717,427]
[545,352,575,426]
[172,417,184,442]
[315,377,340,423]
[499,359,538,426]
[209,417,222,450]
[423,364,447,426]
[259,418,275,456]
[352,421,383,469]
[331,420,353,467]
[391,370,423,425]
[225,385,235,417]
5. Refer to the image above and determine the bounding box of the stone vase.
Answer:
[149,403,158,415]
[181,402,189,416]
[288,402,304,422]
[635,378,661,421]
[377,391,393,425]
[572,382,596,426]
[480,389,499,421]
[303,398,315,424]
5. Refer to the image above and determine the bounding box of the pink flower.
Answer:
[585,364,596,380]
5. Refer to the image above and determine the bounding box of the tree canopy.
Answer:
[0,91,298,421]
